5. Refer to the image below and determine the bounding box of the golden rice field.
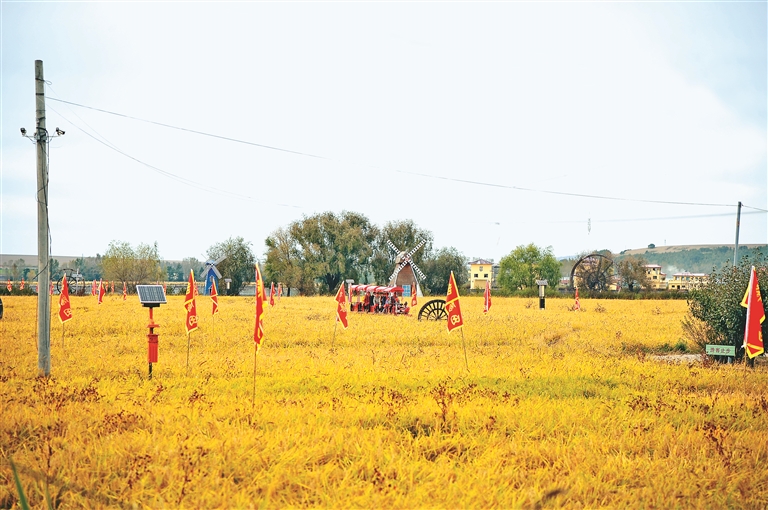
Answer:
[1,294,767,509]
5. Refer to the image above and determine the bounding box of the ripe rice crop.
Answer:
[1,295,766,508]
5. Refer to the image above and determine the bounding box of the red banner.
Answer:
[58,275,73,323]
[335,282,348,329]
[184,270,198,334]
[446,271,464,332]
[123,281,127,301]
[484,279,492,314]
[254,265,265,349]
[269,282,275,307]
[98,279,105,304]
[211,278,219,316]
[741,266,765,359]
[411,282,418,307]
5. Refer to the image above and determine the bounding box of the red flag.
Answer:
[269,282,275,306]
[111,281,115,293]
[6,280,11,292]
[335,282,348,329]
[211,278,219,316]
[58,274,73,323]
[123,281,127,301]
[98,279,106,304]
[163,282,167,295]
[20,278,25,290]
[574,287,581,311]
[91,280,96,296]
[184,269,198,334]
[411,282,418,307]
[254,265,265,349]
[484,279,492,314]
[446,271,464,332]
[741,266,765,359]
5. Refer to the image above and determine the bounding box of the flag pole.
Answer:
[460,329,469,371]
[252,345,258,406]
[331,320,338,350]
[186,332,190,375]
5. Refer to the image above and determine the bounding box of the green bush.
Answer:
[687,255,768,361]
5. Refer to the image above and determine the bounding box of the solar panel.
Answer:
[136,285,167,306]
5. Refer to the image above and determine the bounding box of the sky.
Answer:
[2,1,766,266]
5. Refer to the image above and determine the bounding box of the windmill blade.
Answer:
[405,239,426,259]
[212,266,222,279]
[389,259,409,282]
[214,255,227,265]
[411,263,427,281]
[386,240,401,255]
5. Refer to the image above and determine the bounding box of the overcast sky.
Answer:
[2,1,766,265]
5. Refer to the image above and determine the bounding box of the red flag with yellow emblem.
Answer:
[184,270,198,334]
[483,279,492,314]
[335,282,349,329]
[254,265,265,349]
[58,274,73,323]
[741,266,765,359]
[211,278,220,316]
[98,279,106,304]
[446,271,464,332]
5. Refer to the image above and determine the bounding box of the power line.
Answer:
[48,97,326,160]
[47,104,302,208]
[48,96,767,212]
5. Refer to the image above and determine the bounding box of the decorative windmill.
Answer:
[201,255,226,295]
[387,239,427,296]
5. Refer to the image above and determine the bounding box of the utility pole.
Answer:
[733,201,742,267]
[35,60,51,377]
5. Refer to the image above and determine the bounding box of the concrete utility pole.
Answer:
[733,201,742,267]
[35,60,51,377]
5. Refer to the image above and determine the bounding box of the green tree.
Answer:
[421,247,467,295]
[616,255,650,292]
[73,256,102,280]
[687,255,768,361]
[207,237,256,296]
[498,244,561,291]
[264,226,306,296]
[182,257,204,282]
[102,241,163,283]
[102,241,135,283]
[370,220,433,285]
[134,242,164,283]
[286,211,377,294]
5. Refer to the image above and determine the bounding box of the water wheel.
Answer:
[418,299,447,321]
[57,269,86,296]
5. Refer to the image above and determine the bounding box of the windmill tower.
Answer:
[387,239,427,297]
[201,255,226,295]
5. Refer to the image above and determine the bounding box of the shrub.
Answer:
[687,255,768,360]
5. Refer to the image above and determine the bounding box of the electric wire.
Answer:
[47,96,768,214]
[49,97,326,160]
[47,104,302,208]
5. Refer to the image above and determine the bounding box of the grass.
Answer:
[0,295,766,508]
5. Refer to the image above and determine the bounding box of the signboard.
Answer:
[136,285,167,307]
[705,344,736,356]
